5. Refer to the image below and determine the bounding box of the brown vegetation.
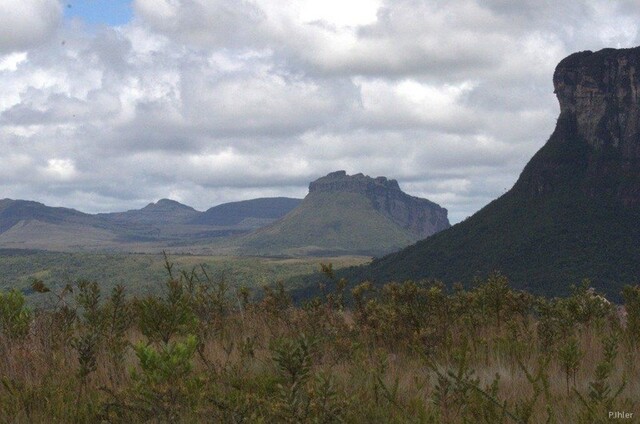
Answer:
[0,259,639,423]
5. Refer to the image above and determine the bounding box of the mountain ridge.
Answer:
[0,196,302,251]
[191,197,302,227]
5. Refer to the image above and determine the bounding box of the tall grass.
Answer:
[0,261,638,423]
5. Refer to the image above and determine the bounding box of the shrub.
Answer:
[0,289,32,340]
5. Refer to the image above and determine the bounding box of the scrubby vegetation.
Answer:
[0,249,369,301]
[0,259,638,423]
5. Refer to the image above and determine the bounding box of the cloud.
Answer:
[134,0,268,48]
[0,0,639,222]
[0,0,61,53]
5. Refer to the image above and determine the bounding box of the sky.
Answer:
[0,1,639,223]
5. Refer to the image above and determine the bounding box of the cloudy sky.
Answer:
[1,0,638,223]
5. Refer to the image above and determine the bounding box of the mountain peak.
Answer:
[142,199,196,212]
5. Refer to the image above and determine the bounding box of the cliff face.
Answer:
[341,46,640,300]
[517,46,640,205]
[309,171,450,238]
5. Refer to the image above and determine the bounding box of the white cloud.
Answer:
[0,0,61,53]
[43,158,77,181]
[0,52,27,71]
[0,0,639,221]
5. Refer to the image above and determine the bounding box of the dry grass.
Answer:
[0,272,639,423]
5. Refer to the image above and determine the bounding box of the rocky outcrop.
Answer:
[517,46,640,205]
[309,171,450,238]
[554,47,640,152]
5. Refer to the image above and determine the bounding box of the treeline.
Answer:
[0,260,639,423]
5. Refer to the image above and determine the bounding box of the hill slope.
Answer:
[0,199,97,234]
[346,46,640,299]
[238,171,450,256]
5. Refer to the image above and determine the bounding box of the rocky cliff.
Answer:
[341,46,640,300]
[309,171,450,238]
[517,46,640,205]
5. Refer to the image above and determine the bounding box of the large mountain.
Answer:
[346,47,640,299]
[238,171,450,256]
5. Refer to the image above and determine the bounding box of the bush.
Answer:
[0,289,32,340]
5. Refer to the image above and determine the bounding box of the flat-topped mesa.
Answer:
[517,46,640,205]
[308,170,401,194]
[308,171,450,238]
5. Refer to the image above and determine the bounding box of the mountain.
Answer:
[99,199,200,225]
[0,199,123,250]
[238,171,450,256]
[0,196,302,251]
[0,199,96,233]
[191,197,301,228]
[345,46,640,299]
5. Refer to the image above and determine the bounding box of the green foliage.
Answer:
[0,250,369,303]
[104,285,133,364]
[71,333,99,380]
[622,285,640,346]
[117,335,201,422]
[271,335,315,422]
[0,289,32,340]
[565,280,613,325]
[557,337,582,394]
[135,279,198,345]
[575,333,627,423]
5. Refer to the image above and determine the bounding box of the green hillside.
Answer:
[238,191,417,256]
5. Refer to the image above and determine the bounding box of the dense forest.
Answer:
[0,258,638,423]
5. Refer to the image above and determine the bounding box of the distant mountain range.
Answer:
[0,173,448,255]
[341,46,640,300]
[0,197,302,251]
